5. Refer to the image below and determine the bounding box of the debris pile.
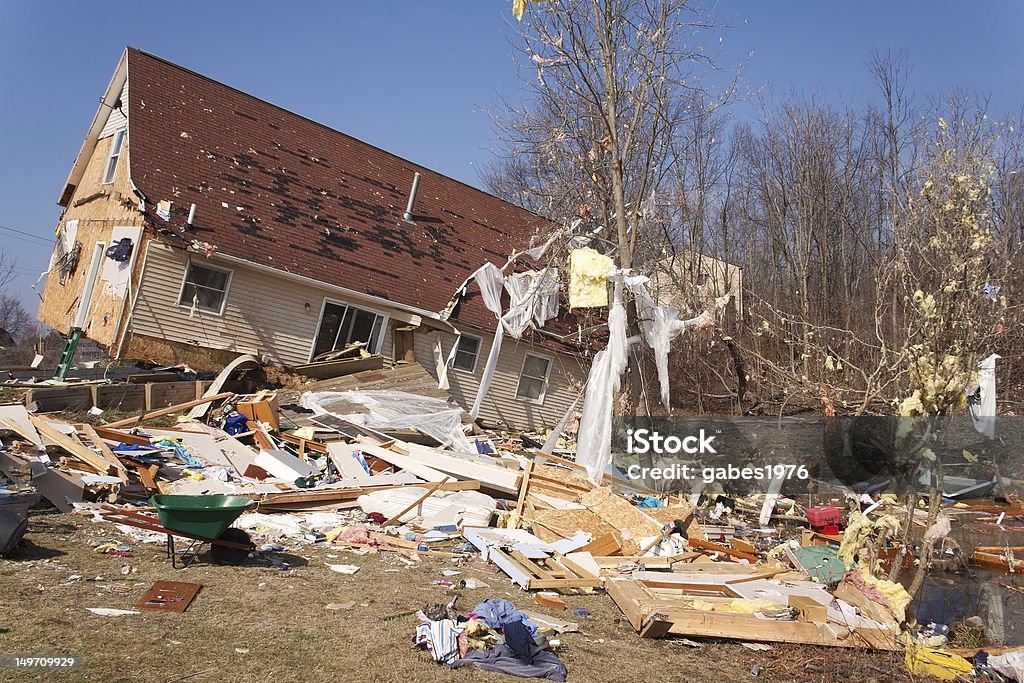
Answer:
[2,355,1024,682]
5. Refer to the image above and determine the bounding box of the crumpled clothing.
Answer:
[152,438,204,469]
[637,496,665,508]
[414,618,463,665]
[470,599,538,637]
[451,642,567,681]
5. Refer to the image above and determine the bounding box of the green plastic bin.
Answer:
[150,494,255,540]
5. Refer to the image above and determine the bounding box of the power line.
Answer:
[0,223,54,248]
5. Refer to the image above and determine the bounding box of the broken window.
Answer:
[178,261,232,314]
[103,129,126,185]
[515,352,553,404]
[311,301,385,359]
[452,334,481,373]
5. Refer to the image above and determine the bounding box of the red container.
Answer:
[806,506,841,529]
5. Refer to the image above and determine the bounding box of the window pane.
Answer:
[516,377,545,400]
[312,303,347,357]
[191,266,228,291]
[344,308,380,347]
[110,130,125,156]
[454,349,476,371]
[179,264,229,312]
[453,336,480,371]
[522,355,549,379]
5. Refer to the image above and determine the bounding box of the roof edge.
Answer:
[58,48,128,207]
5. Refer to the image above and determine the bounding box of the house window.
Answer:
[311,300,386,360]
[103,129,126,185]
[178,261,232,314]
[516,352,553,404]
[452,334,481,373]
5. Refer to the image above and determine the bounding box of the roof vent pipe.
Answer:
[403,172,421,223]
[186,203,197,229]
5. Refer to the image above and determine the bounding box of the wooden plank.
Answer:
[279,432,329,454]
[686,538,760,563]
[578,533,621,557]
[403,443,521,494]
[557,554,600,580]
[327,442,374,478]
[136,581,201,613]
[29,415,118,476]
[186,354,259,420]
[381,477,451,527]
[0,418,42,448]
[105,392,234,428]
[77,423,130,483]
[529,577,603,589]
[93,426,152,446]
[516,460,533,512]
[356,442,448,483]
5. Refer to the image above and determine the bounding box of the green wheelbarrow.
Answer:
[102,495,257,568]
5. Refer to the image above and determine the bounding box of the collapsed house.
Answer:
[37,47,590,431]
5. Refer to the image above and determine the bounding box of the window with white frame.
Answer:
[515,352,553,404]
[178,261,232,314]
[103,129,126,185]
[310,300,387,360]
[452,334,481,373]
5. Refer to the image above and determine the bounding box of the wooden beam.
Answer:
[28,415,119,476]
[93,426,153,446]
[686,538,760,563]
[77,423,130,483]
[381,477,451,527]
[105,392,234,428]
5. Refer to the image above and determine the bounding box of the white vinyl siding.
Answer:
[99,82,128,139]
[130,242,399,366]
[413,327,586,431]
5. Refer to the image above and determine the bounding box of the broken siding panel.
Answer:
[414,327,586,431]
[129,242,399,367]
[99,81,128,139]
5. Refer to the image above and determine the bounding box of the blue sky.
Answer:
[0,1,1021,317]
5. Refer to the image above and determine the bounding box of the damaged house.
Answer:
[37,47,590,431]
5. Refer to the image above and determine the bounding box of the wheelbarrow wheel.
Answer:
[211,528,253,566]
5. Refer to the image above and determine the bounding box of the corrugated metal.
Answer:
[130,242,398,366]
[99,81,127,139]
[413,327,587,431]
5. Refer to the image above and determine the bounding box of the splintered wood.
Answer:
[578,487,666,556]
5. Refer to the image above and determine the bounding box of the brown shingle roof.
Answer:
[125,48,552,328]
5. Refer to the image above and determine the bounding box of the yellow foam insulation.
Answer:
[568,247,614,309]
[838,512,900,568]
[859,569,911,623]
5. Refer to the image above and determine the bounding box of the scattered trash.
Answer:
[86,608,141,617]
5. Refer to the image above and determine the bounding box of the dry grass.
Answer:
[0,511,918,683]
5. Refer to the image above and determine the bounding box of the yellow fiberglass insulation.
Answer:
[568,247,614,309]
[837,512,900,568]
